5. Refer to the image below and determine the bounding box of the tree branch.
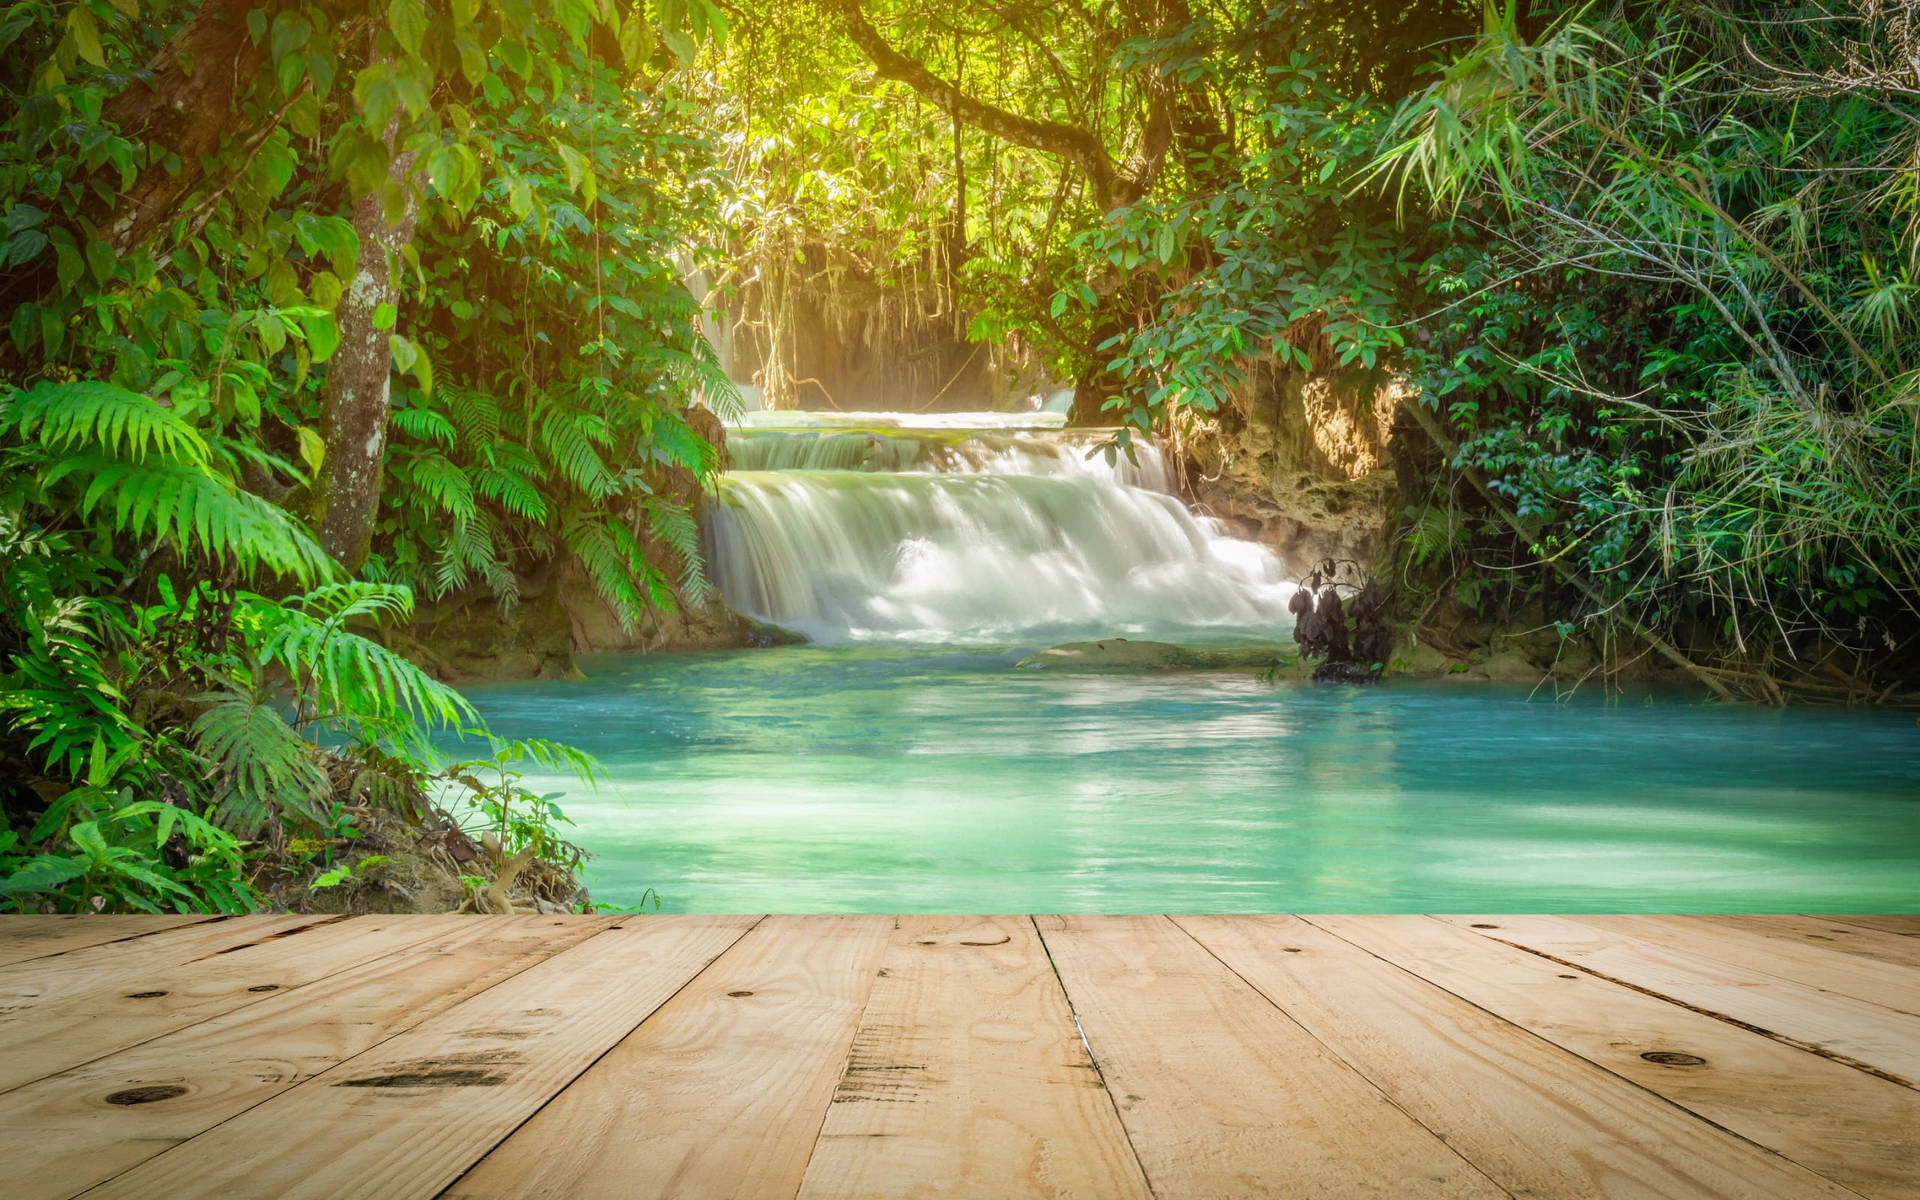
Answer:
[829,0,1134,208]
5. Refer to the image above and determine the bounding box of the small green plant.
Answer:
[0,788,256,914]
[586,889,663,914]
[309,855,390,892]
[439,739,596,866]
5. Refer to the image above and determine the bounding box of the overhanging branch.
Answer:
[829,0,1135,209]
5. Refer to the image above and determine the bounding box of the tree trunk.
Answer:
[314,147,417,571]
[96,0,269,256]
[0,0,270,323]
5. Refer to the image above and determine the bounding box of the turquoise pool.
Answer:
[460,645,1920,913]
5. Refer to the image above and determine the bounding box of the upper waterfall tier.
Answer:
[727,425,1173,492]
[706,470,1293,644]
[736,410,1067,430]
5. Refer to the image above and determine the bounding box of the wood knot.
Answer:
[1640,1051,1706,1067]
[106,1085,188,1105]
[124,990,167,999]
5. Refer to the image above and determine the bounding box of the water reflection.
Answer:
[460,645,1920,913]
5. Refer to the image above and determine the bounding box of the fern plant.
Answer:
[370,58,736,634]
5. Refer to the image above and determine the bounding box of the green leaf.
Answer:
[55,241,82,289]
[353,63,399,133]
[276,50,305,97]
[302,311,341,362]
[69,820,109,866]
[0,856,88,895]
[372,301,397,331]
[387,0,429,55]
[67,5,103,68]
[552,0,592,48]
[297,426,326,476]
[388,332,418,373]
[270,10,312,60]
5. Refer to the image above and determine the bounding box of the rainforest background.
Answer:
[2,0,1915,912]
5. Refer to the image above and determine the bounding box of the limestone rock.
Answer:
[1016,639,1284,673]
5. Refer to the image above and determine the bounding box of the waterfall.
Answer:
[707,413,1293,644]
[728,427,1174,492]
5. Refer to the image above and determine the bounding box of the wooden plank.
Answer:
[84,915,759,1200]
[1714,915,1920,971]
[0,914,616,1200]
[1179,915,1857,1200]
[796,915,1152,1200]
[1315,915,1920,1200]
[1439,914,1920,1085]
[1578,914,1920,1016]
[0,915,219,967]
[444,914,887,1200]
[1035,914,1503,1199]
[0,914,322,1012]
[0,913,472,1093]
[1821,915,1920,938]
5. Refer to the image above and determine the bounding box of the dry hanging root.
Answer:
[457,836,539,914]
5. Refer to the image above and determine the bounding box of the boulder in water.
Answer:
[1015,639,1283,673]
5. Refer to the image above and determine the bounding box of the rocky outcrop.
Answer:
[388,563,769,685]
[1015,639,1285,672]
[1180,358,1402,575]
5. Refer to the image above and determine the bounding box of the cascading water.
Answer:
[706,410,1294,643]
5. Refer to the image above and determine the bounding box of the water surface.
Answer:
[462,645,1920,913]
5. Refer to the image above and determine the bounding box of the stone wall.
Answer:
[1180,357,1403,575]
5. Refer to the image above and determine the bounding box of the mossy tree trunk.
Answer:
[314,137,417,571]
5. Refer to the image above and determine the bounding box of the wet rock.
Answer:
[742,617,808,648]
[1015,639,1284,673]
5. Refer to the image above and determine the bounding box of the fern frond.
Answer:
[391,406,458,449]
[287,580,416,625]
[563,512,650,633]
[252,584,476,733]
[490,736,599,785]
[4,381,209,465]
[643,406,720,480]
[642,496,711,606]
[475,461,549,522]
[538,406,616,499]
[190,690,329,835]
[402,452,478,522]
[449,386,501,446]
[50,455,333,585]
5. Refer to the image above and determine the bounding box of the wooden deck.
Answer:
[2,914,1917,1199]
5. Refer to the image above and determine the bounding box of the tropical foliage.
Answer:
[714,0,1917,700]
[1,0,731,912]
[1374,0,1920,699]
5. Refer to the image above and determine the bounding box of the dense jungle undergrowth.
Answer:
[4,0,1918,913]
[710,0,1919,703]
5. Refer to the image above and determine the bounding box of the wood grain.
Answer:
[1577,914,1920,1015]
[1712,915,1920,970]
[1440,914,1920,1084]
[82,915,758,1200]
[0,915,218,968]
[1180,915,1856,1200]
[0,915,321,1021]
[443,914,887,1200]
[1315,915,1920,1200]
[1036,914,1504,1199]
[1820,915,1920,938]
[0,913,467,1093]
[797,915,1151,1200]
[0,915,615,1200]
